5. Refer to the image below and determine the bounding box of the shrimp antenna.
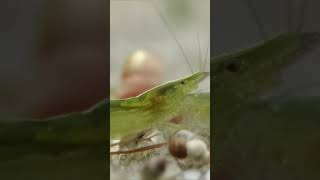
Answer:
[197,32,203,72]
[202,37,210,72]
[243,0,267,40]
[296,0,309,33]
[151,0,194,74]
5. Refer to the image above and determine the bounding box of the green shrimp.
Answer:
[110,71,209,139]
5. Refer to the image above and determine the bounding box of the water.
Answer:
[110,0,210,90]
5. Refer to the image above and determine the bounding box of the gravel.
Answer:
[110,129,210,180]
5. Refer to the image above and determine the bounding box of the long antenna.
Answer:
[197,32,203,72]
[296,0,309,33]
[202,38,210,72]
[151,0,194,74]
[243,0,267,40]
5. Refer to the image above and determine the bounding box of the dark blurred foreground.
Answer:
[0,0,108,119]
[0,0,108,179]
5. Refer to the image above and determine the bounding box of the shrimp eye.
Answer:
[226,62,239,72]
[181,81,185,85]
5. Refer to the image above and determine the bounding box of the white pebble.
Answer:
[186,139,208,159]
[204,170,210,180]
[177,169,201,180]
